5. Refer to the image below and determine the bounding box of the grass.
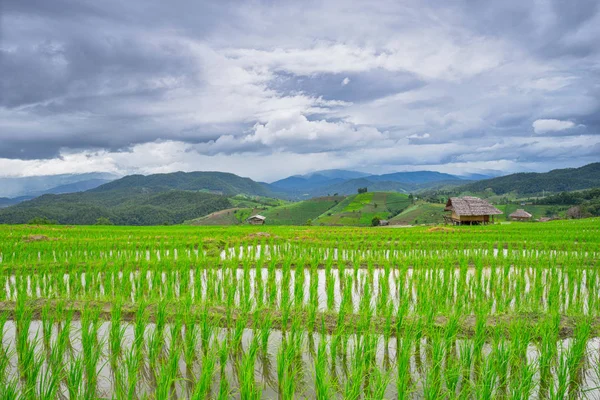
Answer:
[495,203,569,221]
[261,195,344,225]
[315,192,411,226]
[0,218,599,398]
[390,202,446,225]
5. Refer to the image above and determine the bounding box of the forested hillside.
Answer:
[459,163,600,195]
[93,171,276,197]
[0,171,284,225]
[0,189,231,225]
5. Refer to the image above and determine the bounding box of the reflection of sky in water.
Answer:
[2,321,599,399]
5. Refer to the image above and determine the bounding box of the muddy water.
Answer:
[4,267,597,314]
[2,243,597,265]
[2,320,599,399]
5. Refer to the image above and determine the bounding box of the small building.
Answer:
[444,196,503,225]
[509,209,533,221]
[246,214,266,225]
[379,219,389,226]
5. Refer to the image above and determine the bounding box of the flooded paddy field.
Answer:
[0,219,599,398]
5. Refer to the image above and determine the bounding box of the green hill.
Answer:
[458,163,600,196]
[314,192,411,226]
[389,202,446,225]
[261,196,345,225]
[187,208,244,226]
[91,171,277,197]
[0,171,289,226]
[0,189,231,225]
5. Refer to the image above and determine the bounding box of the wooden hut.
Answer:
[444,196,503,225]
[509,209,532,221]
[246,215,266,225]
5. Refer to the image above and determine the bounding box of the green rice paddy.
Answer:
[0,219,599,398]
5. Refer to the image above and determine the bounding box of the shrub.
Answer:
[95,217,114,226]
[28,217,57,225]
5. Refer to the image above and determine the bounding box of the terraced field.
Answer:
[0,219,599,398]
[315,192,411,226]
[389,202,446,225]
[261,196,345,225]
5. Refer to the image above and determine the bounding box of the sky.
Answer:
[1,0,599,182]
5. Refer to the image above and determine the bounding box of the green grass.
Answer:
[1,218,600,398]
[261,196,344,225]
[315,192,411,226]
[229,194,288,209]
[390,202,446,225]
[495,204,570,221]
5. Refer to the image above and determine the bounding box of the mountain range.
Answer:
[0,163,599,225]
[456,163,600,195]
[269,170,484,197]
[0,172,272,225]
[0,172,119,199]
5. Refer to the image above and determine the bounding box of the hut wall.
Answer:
[456,215,488,222]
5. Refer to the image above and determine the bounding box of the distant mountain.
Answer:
[39,179,112,195]
[0,196,34,208]
[92,171,276,197]
[270,169,369,192]
[0,173,119,198]
[302,169,371,180]
[457,173,497,181]
[270,170,473,198]
[458,163,600,195]
[270,175,345,191]
[369,171,462,183]
[0,171,280,225]
[0,189,231,225]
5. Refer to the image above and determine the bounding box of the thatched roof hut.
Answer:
[509,209,532,221]
[444,196,502,225]
[247,214,266,225]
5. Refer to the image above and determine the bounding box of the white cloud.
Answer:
[1,0,599,179]
[532,119,576,134]
[407,133,430,139]
[196,112,390,155]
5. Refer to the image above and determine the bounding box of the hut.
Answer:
[379,219,389,226]
[246,214,266,225]
[444,196,503,225]
[509,209,532,221]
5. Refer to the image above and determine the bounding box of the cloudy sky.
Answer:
[1,0,599,182]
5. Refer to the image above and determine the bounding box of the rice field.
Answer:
[0,219,599,399]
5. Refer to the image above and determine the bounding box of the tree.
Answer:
[358,187,368,194]
[566,206,582,219]
[306,219,313,226]
[28,217,57,225]
[95,217,114,225]
[371,216,381,226]
[408,193,414,203]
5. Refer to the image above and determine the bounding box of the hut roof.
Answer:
[247,214,266,221]
[445,196,503,216]
[509,209,532,219]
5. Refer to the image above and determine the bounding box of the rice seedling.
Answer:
[0,219,598,397]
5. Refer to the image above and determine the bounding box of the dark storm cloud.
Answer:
[0,0,599,177]
[458,0,600,58]
[269,70,425,103]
